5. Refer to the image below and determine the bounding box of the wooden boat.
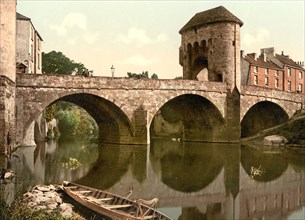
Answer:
[61,181,172,220]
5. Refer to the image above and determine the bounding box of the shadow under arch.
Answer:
[241,145,288,182]
[150,94,225,142]
[150,140,224,192]
[31,93,134,144]
[241,101,289,138]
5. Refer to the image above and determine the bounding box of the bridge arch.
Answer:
[241,101,289,138]
[23,92,134,144]
[149,93,226,142]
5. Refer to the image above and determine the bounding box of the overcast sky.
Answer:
[17,0,304,79]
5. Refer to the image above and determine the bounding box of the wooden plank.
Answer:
[86,196,113,202]
[74,190,91,194]
[105,204,133,209]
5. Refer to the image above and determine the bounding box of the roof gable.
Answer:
[16,12,31,21]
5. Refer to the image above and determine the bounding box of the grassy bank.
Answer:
[0,198,64,220]
[242,110,305,147]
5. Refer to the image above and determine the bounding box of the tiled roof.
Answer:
[179,6,243,34]
[275,54,304,69]
[16,12,31,20]
[244,55,282,69]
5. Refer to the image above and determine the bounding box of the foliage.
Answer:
[0,197,65,220]
[55,103,98,140]
[56,109,80,138]
[61,157,82,170]
[53,126,60,138]
[42,51,86,75]
[45,104,57,122]
[175,76,183,80]
[151,73,158,79]
[127,71,158,79]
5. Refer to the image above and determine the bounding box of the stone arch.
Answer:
[149,93,226,142]
[241,101,289,138]
[148,91,225,126]
[23,92,134,144]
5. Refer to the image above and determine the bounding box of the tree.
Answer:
[127,71,158,79]
[42,51,86,75]
[151,73,158,79]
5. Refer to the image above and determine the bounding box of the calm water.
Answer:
[1,139,305,220]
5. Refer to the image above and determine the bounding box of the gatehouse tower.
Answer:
[179,6,243,92]
[179,6,243,140]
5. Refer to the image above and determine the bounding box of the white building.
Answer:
[16,12,43,74]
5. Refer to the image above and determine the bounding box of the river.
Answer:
[1,138,305,220]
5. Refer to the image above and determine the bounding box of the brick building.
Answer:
[241,47,305,93]
[16,12,43,74]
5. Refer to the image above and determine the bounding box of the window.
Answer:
[275,78,279,88]
[299,71,303,79]
[254,66,258,73]
[265,77,269,86]
[31,44,34,61]
[288,68,291,77]
[298,83,302,92]
[288,81,291,91]
[265,68,269,75]
[254,75,258,85]
[275,70,279,77]
[38,53,40,69]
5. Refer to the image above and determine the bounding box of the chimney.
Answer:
[281,51,284,55]
[262,53,267,62]
[241,50,245,58]
[261,47,275,58]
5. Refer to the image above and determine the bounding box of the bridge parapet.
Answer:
[241,85,304,119]
[16,73,227,92]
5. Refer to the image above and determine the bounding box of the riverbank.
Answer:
[241,110,305,148]
[0,184,85,220]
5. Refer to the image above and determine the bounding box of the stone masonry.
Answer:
[0,0,16,153]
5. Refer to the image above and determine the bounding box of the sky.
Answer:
[17,0,305,79]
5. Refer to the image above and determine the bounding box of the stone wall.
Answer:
[0,77,16,153]
[16,74,229,145]
[240,85,304,120]
[0,0,16,154]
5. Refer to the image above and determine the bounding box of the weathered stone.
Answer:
[36,186,51,192]
[263,135,288,146]
[55,195,62,204]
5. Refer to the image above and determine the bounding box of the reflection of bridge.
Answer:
[3,141,305,219]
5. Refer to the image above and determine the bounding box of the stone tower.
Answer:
[179,6,243,92]
[0,0,17,153]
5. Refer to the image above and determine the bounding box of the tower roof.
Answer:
[179,6,243,34]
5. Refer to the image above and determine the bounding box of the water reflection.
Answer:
[0,140,305,219]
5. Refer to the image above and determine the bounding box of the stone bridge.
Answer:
[14,73,304,147]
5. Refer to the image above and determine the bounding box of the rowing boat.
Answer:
[61,181,172,220]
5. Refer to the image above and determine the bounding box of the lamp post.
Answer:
[111,65,115,78]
